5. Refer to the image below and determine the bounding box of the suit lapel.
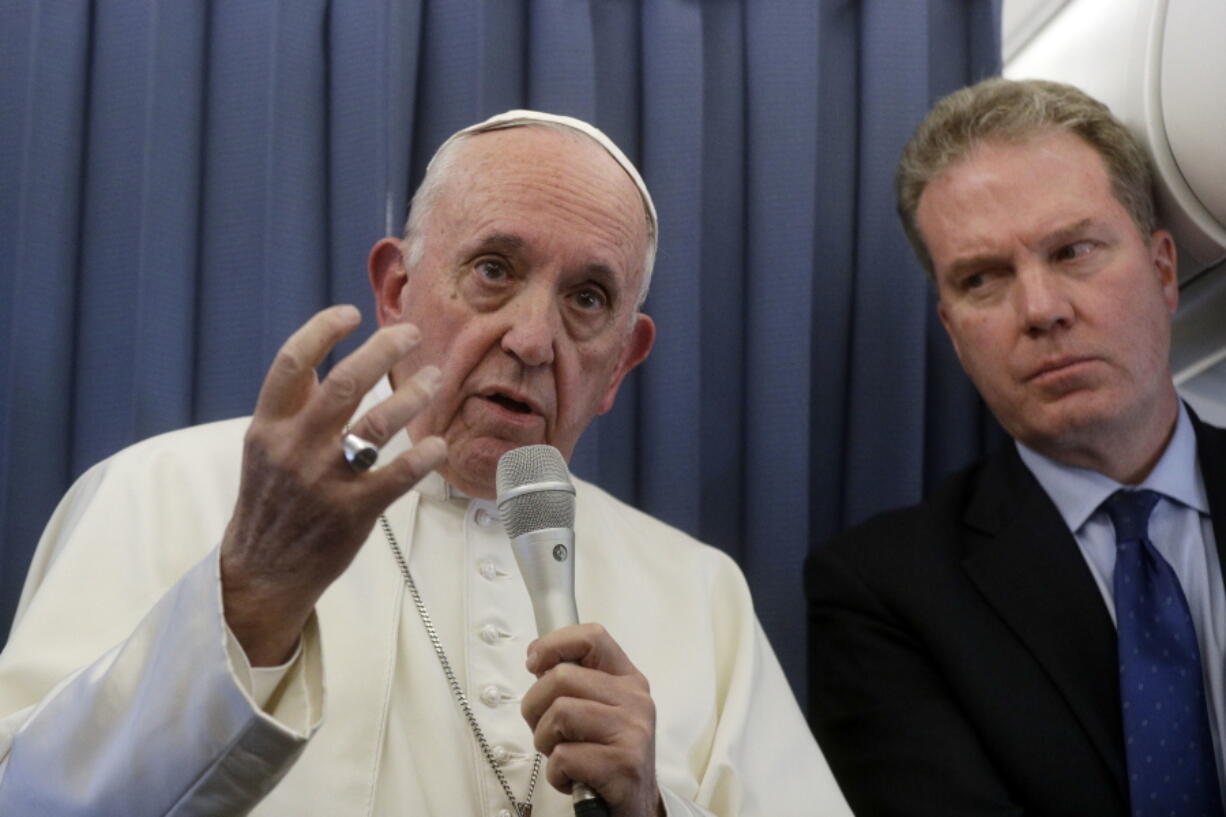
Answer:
[961,446,1127,795]
[1192,415,1226,581]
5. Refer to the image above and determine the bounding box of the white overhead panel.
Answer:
[1005,0,1226,281]
[1002,0,1071,63]
[1161,1,1226,262]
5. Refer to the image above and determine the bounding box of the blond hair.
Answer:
[896,77,1156,276]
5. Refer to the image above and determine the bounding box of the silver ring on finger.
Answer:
[342,432,379,472]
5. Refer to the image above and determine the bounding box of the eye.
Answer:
[958,269,1001,293]
[571,285,609,312]
[947,266,1010,300]
[476,258,509,283]
[1053,240,1095,262]
[961,272,985,291]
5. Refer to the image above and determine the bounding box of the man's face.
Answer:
[918,130,1179,465]
[371,126,655,498]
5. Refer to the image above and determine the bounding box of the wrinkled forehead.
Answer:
[451,126,653,268]
[451,126,639,199]
[435,128,651,294]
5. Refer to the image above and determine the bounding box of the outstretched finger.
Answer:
[361,435,449,511]
[347,365,443,449]
[303,322,423,432]
[256,305,362,419]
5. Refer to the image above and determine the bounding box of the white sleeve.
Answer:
[0,434,325,816]
[0,548,325,816]
[225,623,311,722]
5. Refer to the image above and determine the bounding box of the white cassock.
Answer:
[0,382,850,817]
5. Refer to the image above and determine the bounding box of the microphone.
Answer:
[496,445,610,817]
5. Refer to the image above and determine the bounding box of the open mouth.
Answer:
[485,392,533,414]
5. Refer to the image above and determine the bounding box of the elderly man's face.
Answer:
[371,126,655,498]
[919,130,1179,469]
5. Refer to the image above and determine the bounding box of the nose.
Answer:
[1015,265,1073,337]
[500,286,557,367]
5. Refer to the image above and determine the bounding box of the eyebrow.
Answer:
[943,218,1099,279]
[946,252,1006,280]
[581,261,619,290]
[1042,218,1097,250]
[470,231,526,255]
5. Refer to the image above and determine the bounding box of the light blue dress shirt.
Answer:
[1017,403,1226,800]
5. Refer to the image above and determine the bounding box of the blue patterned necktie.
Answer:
[1106,488,1224,817]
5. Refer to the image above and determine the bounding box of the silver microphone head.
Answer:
[496,445,575,537]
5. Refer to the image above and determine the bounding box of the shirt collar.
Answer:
[1015,401,1207,533]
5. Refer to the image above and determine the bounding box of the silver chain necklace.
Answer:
[378,514,543,817]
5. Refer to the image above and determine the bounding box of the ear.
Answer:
[1149,229,1179,314]
[597,313,656,415]
[368,237,410,327]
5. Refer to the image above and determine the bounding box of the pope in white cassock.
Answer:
[0,111,850,817]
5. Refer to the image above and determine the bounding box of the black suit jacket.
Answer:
[806,417,1226,817]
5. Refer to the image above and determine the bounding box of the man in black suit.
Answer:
[807,77,1226,816]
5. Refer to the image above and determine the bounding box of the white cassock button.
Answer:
[491,744,509,764]
[481,685,502,707]
[479,559,498,581]
[475,507,496,527]
[479,625,501,645]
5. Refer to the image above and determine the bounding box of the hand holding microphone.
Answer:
[497,446,663,817]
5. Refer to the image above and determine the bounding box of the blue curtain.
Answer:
[0,0,1001,705]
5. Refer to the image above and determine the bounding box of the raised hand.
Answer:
[220,305,448,666]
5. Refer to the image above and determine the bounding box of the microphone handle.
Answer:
[509,529,611,817]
